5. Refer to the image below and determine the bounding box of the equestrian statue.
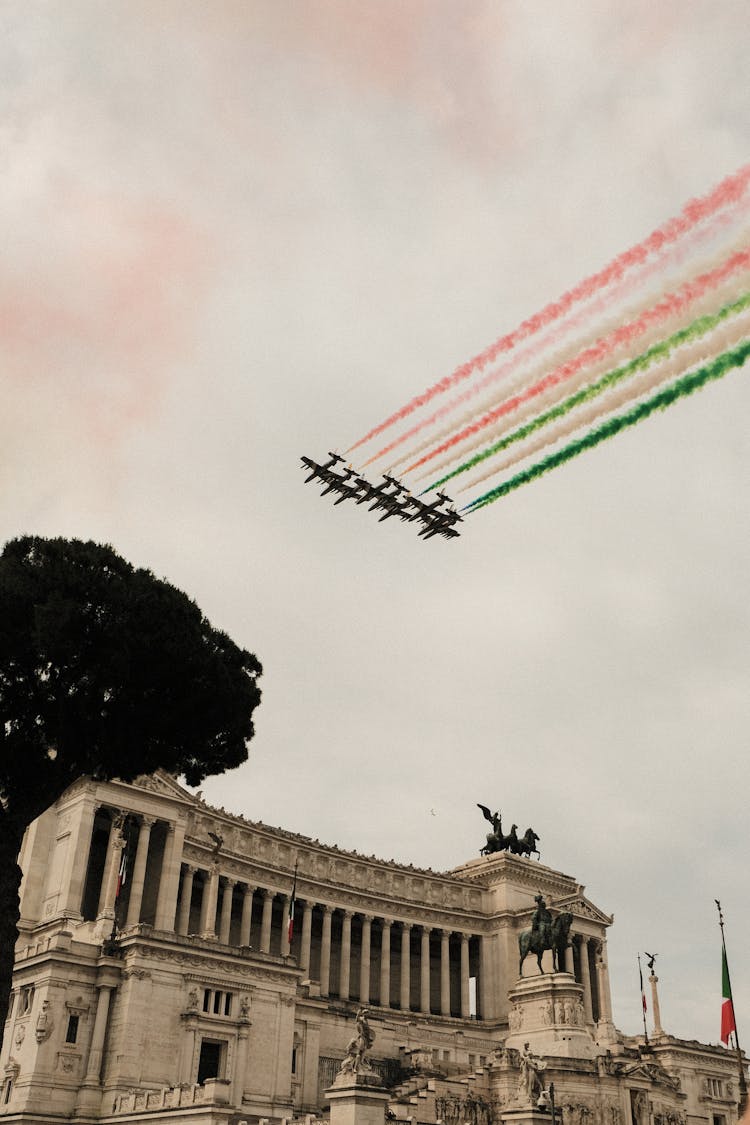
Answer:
[518,893,573,975]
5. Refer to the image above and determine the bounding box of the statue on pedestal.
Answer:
[519,906,573,974]
[339,1008,376,1077]
[516,1042,546,1105]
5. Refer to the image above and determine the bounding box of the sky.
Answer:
[2,1,749,1048]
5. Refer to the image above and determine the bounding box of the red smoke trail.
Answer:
[366,206,750,470]
[348,165,750,454]
[404,247,750,473]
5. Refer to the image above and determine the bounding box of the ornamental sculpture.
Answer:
[338,1008,376,1078]
[477,805,540,859]
[518,895,573,974]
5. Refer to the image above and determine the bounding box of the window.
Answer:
[5,993,13,1022]
[291,1047,298,1075]
[202,989,233,1017]
[3,1080,12,1105]
[708,1080,724,1098]
[197,1040,224,1084]
[65,1015,80,1044]
[18,987,34,1016]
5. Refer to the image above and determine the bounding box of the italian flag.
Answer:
[721,947,736,1046]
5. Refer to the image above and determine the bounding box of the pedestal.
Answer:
[505,972,596,1059]
[502,1109,556,1125]
[325,1073,389,1125]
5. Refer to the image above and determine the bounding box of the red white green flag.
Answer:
[721,947,736,1046]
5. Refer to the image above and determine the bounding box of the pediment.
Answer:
[554,892,613,926]
[621,1061,681,1091]
[131,770,198,805]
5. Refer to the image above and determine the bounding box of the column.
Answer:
[176,866,195,936]
[83,984,115,1084]
[400,923,412,1011]
[479,935,492,1020]
[233,1012,251,1104]
[649,971,663,1035]
[359,916,372,1004]
[339,912,352,999]
[380,920,392,1008]
[125,816,155,927]
[96,811,124,917]
[154,819,186,930]
[564,936,576,976]
[280,895,291,956]
[200,864,220,939]
[239,885,254,946]
[61,796,98,916]
[219,878,236,944]
[460,934,470,1018]
[260,889,274,953]
[580,937,594,1023]
[320,906,333,997]
[300,901,313,974]
[440,930,451,1016]
[420,927,431,1014]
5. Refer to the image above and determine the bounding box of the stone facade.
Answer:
[0,773,742,1125]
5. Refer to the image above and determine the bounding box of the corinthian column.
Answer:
[380,920,392,1008]
[360,916,372,1004]
[440,930,451,1016]
[300,901,313,974]
[219,878,236,944]
[339,912,352,1000]
[239,885,254,946]
[125,816,154,927]
[97,811,124,919]
[200,863,220,939]
[460,934,470,1018]
[400,923,412,1011]
[320,906,333,997]
[579,937,594,1023]
[176,866,195,936]
[260,889,273,953]
[420,927,431,1015]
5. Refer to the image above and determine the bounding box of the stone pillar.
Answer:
[479,934,492,1020]
[280,895,291,956]
[96,811,124,918]
[239,885,254,946]
[325,1075,389,1125]
[83,983,115,1083]
[176,866,195,936]
[154,819,186,931]
[564,937,576,976]
[649,972,663,1035]
[219,878,236,945]
[260,889,274,953]
[380,920,392,1008]
[233,1014,252,1104]
[320,906,333,997]
[125,816,155,927]
[579,937,594,1024]
[400,923,412,1011]
[420,927,431,1015]
[460,934,471,1018]
[360,916,372,1004]
[61,796,98,917]
[340,912,353,1000]
[440,930,451,1016]
[200,863,220,939]
[300,901,313,974]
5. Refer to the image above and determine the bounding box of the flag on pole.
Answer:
[287,862,298,944]
[721,947,737,1046]
[639,957,647,1013]
[116,848,128,901]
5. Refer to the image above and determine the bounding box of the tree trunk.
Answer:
[0,814,25,1058]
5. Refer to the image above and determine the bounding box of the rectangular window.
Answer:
[203,989,211,1013]
[224,993,232,1017]
[18,987,34,1016]
[292,1047,297,1075]
[5,993,14,1022]
[3,1080,12,1105]
[65,1015,80,1044]
[197,1040,224,1084]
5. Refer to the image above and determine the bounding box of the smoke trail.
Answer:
[415,256,750,483]
[423,290,750,492]
[348,165,750,454]
[367,207,750,470]
[405,247,750,473]
[462,304,750,493]
[464,342,750,512]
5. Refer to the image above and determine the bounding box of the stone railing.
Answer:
[111,1079,231,1115]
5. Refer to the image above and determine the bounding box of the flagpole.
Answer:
[716,900,747,1112]
[638,954,649,1044]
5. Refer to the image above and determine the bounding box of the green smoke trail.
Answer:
[464,340,750,512]
[425,290,750,494]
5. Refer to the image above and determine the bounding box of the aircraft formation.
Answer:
[300,453,463,540]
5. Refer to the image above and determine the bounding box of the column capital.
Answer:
[360,913,373,925]
[183,863,196,875]
[321,904,333,916]
[260,887,273,900]
[139,814,157,828]
[421,924,432,936]
[341,908,353,919]
[380,917,392,928]
[223,877,237,889]
[401,920,412,931]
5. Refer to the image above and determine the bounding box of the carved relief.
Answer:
[35,1000,53,1043]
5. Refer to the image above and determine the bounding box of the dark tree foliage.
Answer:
[0,536,262,1050]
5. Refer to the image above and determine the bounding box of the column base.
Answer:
[326,1073,389,1125]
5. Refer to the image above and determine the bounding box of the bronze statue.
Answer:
[519,910,573,974]
[477,805,540,859]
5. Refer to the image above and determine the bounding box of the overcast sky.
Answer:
[2,1,749,1047]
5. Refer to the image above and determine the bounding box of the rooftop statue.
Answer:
[477,804,540,859]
